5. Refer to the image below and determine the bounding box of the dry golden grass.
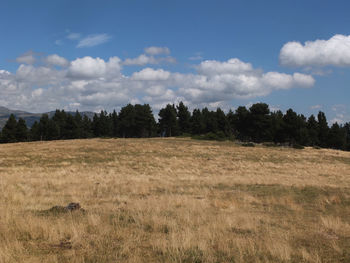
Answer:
[1,138,350,262]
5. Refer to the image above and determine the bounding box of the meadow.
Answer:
[1,138,350,263]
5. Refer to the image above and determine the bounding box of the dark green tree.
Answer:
[248,103,271,142]
[201,107,218,134]
[110,110,118,137]
[234,106,250,141]
[282,109,300,145]
[29,121,40,141]
[118,104,136,137]
[328,123,346,150]
[158,104,178,137]
[216,108,230,137]
[190,109,204,135]
[81,115,93,138]
[1,114,18,143]
[317,111,329,148]
[344,123,350,151]
[307,115,319,146]
[177,102,191,135]
[134,104,156,137]
[270,110,285,143]
[16,118,28,142]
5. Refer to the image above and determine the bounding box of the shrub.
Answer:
[292,144,304,149]
[242,142,255,147]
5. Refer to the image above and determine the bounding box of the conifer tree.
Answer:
[1,114,18,143]
[159,104,178,137]
[317,111,329,148]
[177,102,191,135]
[190,109,204,135]
[16,118,28,142]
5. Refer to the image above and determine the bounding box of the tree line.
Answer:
[1,102,349,151]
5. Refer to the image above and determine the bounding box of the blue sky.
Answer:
[0,0,349,123]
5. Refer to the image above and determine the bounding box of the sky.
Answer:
[0,0,350,123]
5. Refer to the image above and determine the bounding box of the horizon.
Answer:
[0,0,349,124]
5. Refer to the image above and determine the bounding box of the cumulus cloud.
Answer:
[197,58,254,76]
[16,51,37,64]
[67,56,121,79]
[178,59,314,103]
[77,34,111,48]
[132,68,170,81]
[123,46,175,66]
[144,46,170,55]
[280,34,350,67]
[0,53,315,113]
[123,54,176,66]
[123,54,158,66]
[45,54,69,67]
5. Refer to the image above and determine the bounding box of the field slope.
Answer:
[1,138,350,262]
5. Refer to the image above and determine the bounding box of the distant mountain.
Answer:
[0,106,96,129]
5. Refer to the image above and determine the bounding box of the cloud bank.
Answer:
[0,50,314,113]
[280,34,350,67]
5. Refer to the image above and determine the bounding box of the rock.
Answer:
[39,202,85,215]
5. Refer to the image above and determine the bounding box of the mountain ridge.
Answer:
[0,106,95,129]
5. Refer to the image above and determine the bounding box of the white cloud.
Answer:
[77,34,111,48]
[0,54,315,113]
[189,54,203,61]
[67,56,121,79]
[123,54,176,66]
[55,39,63,46]
[197,58,254,76]
[144,46,170,55]
[132,68,170,81]
[16,51,37,64]
[280,34,350,67]
[66,32,81,40]
[45,54,69,67]
[310,105,322,110]
[123,54,158,66]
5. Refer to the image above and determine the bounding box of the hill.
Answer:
[1,138,350,262]
[0,106,95,129]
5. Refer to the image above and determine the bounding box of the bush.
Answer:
[241,142,255,147]
[263,142,278,147]
[292,144,304,149]
[192,132,227,141]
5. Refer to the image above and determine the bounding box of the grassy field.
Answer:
[1,138,350,263]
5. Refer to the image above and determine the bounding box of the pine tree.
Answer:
[118,104,136,138]
[234,106,250,141]
[216,108,230,137]
[177,102,191,135]
[111,110,118,137]
[134,104,156,137]
[317,111,329,148]
[328,123,346,150]
[81,115,93,138]
[201,107,218,134]
[307,115,319,146]
[29,121,40,141]
[248,103,271,143]
[16,118,28,142]
[190,109,204,135]
[1,114,18,143]
[270,110,284,143]
[158,104,178,137]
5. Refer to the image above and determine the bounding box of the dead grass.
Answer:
[0,138,350,262]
